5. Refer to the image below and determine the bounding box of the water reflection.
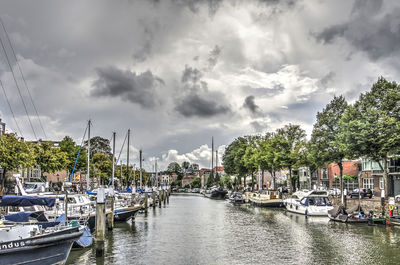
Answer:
[67,195,400,265]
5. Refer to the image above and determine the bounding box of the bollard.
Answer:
[158,190,162,208]
[96,187,106,257]
[152,191,156,209]
[107,196,115,230]
[144,192,148,213]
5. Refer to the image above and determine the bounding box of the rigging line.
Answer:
[0,18,47,139]
[0,32,37,139]
[0,79,23,137]
[69,123,88,182]
[115,131,128,166]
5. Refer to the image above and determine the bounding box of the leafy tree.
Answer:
[84,136,112,159]
[181,161,190,172]
[243,135,260,191]
[91,152,112,184]
[339,78,400,198]
[60,136,87,175]
[0,134,35,190]
[220,175,232,189]
[166,162,183,179]
[191,177,201,188]
[311,95,348,202]
[33,142,68,174]
[276,124,306,192]
[190,163,199,171]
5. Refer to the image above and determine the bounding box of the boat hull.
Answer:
[249,199,283,207]
[284,200,333,216]
[114,206,140,222]
[0,227,82,265]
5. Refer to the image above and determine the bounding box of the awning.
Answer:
[0,195,55,207]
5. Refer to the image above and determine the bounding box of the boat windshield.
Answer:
[308,196,332,206]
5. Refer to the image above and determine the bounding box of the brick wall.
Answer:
[328,161,360,188]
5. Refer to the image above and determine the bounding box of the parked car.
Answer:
[350,188,373,199]
[327,188,341,196]
[277,186,289,193]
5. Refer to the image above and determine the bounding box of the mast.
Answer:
[112,132,116,188]
[211,137,214,180]
[139,149,143,189]
[127,129,130,187]
[86,119,91,191]
[155,158,158,188]
[216,149,218,181]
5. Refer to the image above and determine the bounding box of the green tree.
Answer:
[166,162,183,180]
[243,135,260,191]
[85,136,112,159]
[311,95,348,202]
[339,78,400,199]
[91,152,112,184]
[0,134,35,190]
[191,177,201,188]
[60,136,87,175]
[34,142,68,174]
[276,124,306,192]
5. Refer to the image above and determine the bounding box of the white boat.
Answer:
[249,190,283,207]
[283,190,333,216]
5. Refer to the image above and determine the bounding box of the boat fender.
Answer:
[305,209,308,216]
[290,204,292,209]
[295,205,298,210]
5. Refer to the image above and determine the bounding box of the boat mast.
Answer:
[127,129,130,187]
[86,119,91,191]
[155,158,158,188]
[139,149,143,189]
[112,132,116,188]
[211,137,214,182]
[216,149,218,181]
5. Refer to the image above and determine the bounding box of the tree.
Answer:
[190,163,199,171]
[181,161,190,171]
[311,95,348,202]
[276,124,306,192]
[91,152,112,184]
[166,162,183,180]
[339,78,400,199]
[192,177,201,188]
[0,134,35,190]
[60,136,87,175]
[84,136,112,159]
[243,135,260,191]
[33,142,68,174]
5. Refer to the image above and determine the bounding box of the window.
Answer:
[363,178,374,190]
[379,177,384,190]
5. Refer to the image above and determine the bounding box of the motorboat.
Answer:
[229,192,245,204]
[203,187,228,200]
[284,190,333,216]
[249,190,283,207]
[328,205,385,225]
[0,222,82,265]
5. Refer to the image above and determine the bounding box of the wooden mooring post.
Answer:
[158,190,162,208]
[167,188,170,204]
[96,187,106,257]
[144,192,148,213]
[152,190,156,209]
[107,195,115,230]
[163,190,166,206]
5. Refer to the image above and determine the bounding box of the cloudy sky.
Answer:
[1,0,399,170]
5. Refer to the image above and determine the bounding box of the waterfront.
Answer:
[67,194,400,265]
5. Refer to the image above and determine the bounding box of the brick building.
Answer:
[318,160,361,190]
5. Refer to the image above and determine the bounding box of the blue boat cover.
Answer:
[4,212,32,222]
[0,195,55,207]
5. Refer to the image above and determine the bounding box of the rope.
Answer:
[0,79,23,137]
[69,124,88,182]
[0,29,37,139]
[0,17,47,139]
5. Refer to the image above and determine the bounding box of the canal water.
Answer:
[67,194,400,265]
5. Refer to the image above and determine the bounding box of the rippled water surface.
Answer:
[67,194,400,265]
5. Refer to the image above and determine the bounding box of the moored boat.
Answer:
[249,190,283,207]
[204,187,228,200]
[229,192,245,204]
[284,190,333,216]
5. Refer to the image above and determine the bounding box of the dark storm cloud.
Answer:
[208,45,222,70]
[91,66,164,108]
[315,0,400,60]
[175,94,230,117]
[176,65,230,117]
[319,71,336,87]
[243,95,261,115]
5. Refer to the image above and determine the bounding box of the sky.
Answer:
[1,0,400,171]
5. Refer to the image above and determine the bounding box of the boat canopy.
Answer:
[0,195,55,207]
